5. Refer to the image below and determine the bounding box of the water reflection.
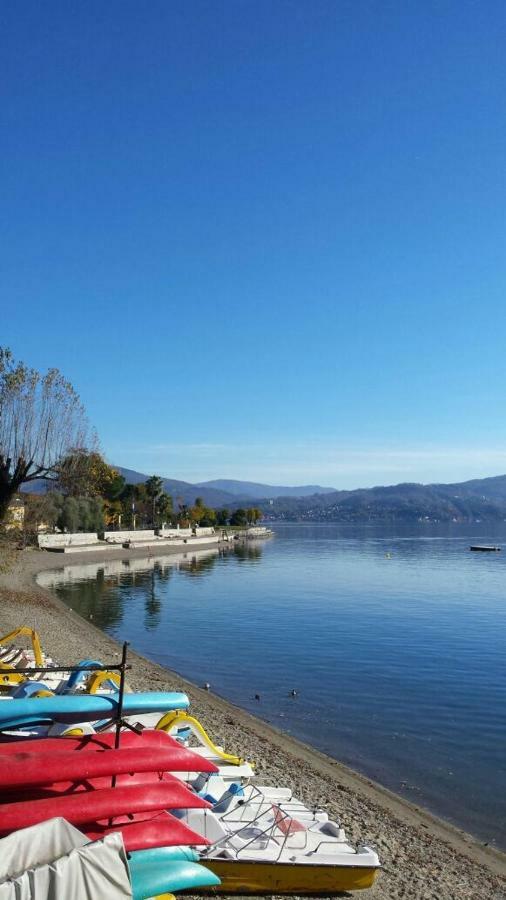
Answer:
[37,547,225,589]
[54,569,126,631]
[179,552,221,577]
[235,544,263,562]
[144,569,163,630]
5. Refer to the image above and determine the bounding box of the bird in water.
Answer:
[203,682,211,691]
[290,689,298,697]
[254,693,261,701]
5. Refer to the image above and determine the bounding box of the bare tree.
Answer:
[0,348,93,522]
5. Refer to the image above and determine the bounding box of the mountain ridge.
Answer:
[21,466,506,521]
[256,474,506,522]
[195,478,335,499]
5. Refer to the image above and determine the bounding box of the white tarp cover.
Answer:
[0,817,132,899]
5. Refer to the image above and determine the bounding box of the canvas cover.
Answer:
[0,817,132,899]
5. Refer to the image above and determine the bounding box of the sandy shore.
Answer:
[0,545,505,899]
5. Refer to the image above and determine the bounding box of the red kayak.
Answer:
[0,782,210,836]
[84,810,209,851]
[0,729,178,753]
[7,770,179,802]
[0,745,210,791]
[0,729,218,772]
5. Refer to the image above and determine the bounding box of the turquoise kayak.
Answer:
[0,691,189,728]
[128,846,200,864]
[129,858,220,899]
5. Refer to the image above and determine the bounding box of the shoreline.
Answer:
[0,546,505,898]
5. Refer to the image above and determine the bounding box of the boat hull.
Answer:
[199,859,379,894]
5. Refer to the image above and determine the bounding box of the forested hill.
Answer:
[256,475,506,522]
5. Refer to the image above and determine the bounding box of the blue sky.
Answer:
[2,1,506,488]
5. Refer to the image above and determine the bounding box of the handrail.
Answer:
[155,710,250,767]
[0,627,44,667]
[202,793,308,862]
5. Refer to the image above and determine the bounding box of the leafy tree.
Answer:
[90,496,104,531]
[145,475,164,525]
[198,507,216,527]
[54,495,103,533]
[104,498,123,528]
[146,475,164,500]
[230,507,247,526]
[24,492,63,537]
[177,502,190,527]
[58,497,79,533]
[216,508,229,526]
[0,348,92,523]
[57,450,124,500]
[156,492,173,524]
[188,497,216,527]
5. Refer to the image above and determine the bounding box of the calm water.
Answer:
[42,524,506,847]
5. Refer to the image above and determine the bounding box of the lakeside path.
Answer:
[0,546,505,900]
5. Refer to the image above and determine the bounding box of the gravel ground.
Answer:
[0,546,505,899]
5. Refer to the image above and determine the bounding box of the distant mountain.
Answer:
[116,469,336,505]
[442,473,506,502]
[115,468,238,507]
[195,479,335,500]
[22,466,506,521]
[256,475,506,522]
[22,467,238,506]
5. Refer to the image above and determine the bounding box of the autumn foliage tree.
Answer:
[0,349,93,523]
[57,450,124,498]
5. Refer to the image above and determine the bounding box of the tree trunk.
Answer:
[0,482,21,526]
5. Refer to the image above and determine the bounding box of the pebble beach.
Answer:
[0,545,505,900]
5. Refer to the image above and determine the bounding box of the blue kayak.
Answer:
[129,858,220,899]
[0,691,189,728]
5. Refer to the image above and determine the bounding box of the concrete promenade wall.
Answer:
[157,527,193,538]
[103,530,155,544]
[38,533,99,549]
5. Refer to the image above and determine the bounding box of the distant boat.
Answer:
[469,545,501,552]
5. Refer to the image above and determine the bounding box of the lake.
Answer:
[41,523,506,848]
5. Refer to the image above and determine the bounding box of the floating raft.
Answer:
[469,545,501,552]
